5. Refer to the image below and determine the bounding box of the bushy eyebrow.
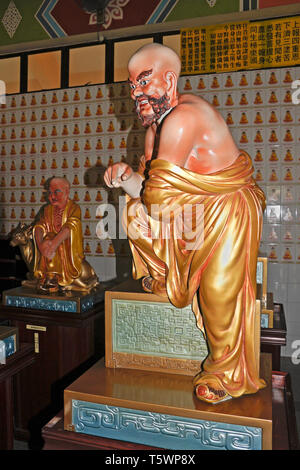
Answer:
[128,69,153,88]
[136,69,153,81]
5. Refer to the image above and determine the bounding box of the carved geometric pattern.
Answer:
[72,400,262,450]
[112,299,208,361]
[1,1,22,39]
[5,295,77,312]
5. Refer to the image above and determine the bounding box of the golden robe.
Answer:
[124,152,266,398]
[33,200,84,287]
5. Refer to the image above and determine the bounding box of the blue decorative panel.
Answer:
[72,400,262,450]
[2,335,16,357]
[5,295,77,312]
[111,299,208,361]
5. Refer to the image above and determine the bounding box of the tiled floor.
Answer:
[13,356,300,450]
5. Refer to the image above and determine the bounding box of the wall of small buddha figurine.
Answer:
[0,65,299,353]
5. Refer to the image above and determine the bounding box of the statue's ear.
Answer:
[165,71,177,98]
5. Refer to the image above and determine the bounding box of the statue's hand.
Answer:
[104,163,133,188]
[40,239,56,259]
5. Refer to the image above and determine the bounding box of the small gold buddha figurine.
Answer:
[62,124,69,136]
[108,138,115,149]
[254,130,263,143]
[30,192,36,203]
[30,111,37,122]
[197,78,206,89]
[73,90,80,101]
[84,191,91,202]
[96,242,103,255]
[253,73,263,86]
[254,111,263,124]
[20,175,26,187]
[283,70,292,83]
[254,92,263,105]
[120,102,127,113]
[96,87,103,98]
[268,72,278,85]
[284,149,293,162]
[84,139,91,151]
[84,242,91,254]
[51,142,58,153]
[107,241,115,255]
[51,158,58,169]
[73,191,79,201]
[212,95,220,107]
[95,139,102,150]
[11,208,16,219]
[41,94,47,105]
[84,123,91,134]
[268,246,277,260]
[62,91,69,102]
[62,158,68,169]
[84,156,91,168]
[284,168,293,181]
[269,130,278,142]
[269,169,278,181]
[73,174,80,185]
[73,107,80,118]
[11,97,16,107]
[85,105,91,117]
[239,112,248,124]
[20,96,27,106]
[96,122,103,133]
[84,225,91,236]
[239,131,248,144]
[108,156,114,167]
[225,94,234,106]
[85,88,91,99]
[30,175,37,186]
[41,143,47,154]
[41,126,47,137]
[107,120,115,132]
[10,160,16,171]
[120,137,127,148]
[254,169,263,181]
[62,108,69,119]
[269,150,278,162]
[283,110,293,122]
[268,110,278,123]
[11,113,17,123]
[96,104,103,115]
[224,75,233,88]
[51,109,58,119]
[41,110,47,121]
[108,102,115,114]
[239,93,248,105]
[84,207,91,218]
[283,129,293,142]
[51,92,58,103]
[268,91,278,104]
[284,90,292,103]
[95,190,103,202]
[184,78,192,90]
[10,192,16,203]
[73,157,80,168]
[61,141,69,152]
[0,161,5,171]
[239,74,248,86]
[226,113,234,125]
[20,159,26,170]
[10,128,16,139]
[211,76,220,89]
[73,141,80,152]
[1,146,6,156]
[1,114,6,125]
[96,156,103,167]
[283,247,292,260]
[30,208,36,219]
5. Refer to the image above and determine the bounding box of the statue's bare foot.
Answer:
[194,379,232,404]
[142,276,153,293]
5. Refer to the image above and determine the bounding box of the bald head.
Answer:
[128,43,181,79]
[48,177,70,210]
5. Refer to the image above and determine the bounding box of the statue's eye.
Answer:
[129,83,136,90]
[139,79,149,86]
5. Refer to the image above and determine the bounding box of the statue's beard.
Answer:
[135,93,171,127]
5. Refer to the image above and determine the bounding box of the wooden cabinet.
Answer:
[0,303,105,447]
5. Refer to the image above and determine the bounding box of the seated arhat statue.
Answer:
[10,177,99,293]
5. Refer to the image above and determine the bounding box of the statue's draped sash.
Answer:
[124,152,266,397]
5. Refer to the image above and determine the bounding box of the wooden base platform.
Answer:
[43,369,299,451]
